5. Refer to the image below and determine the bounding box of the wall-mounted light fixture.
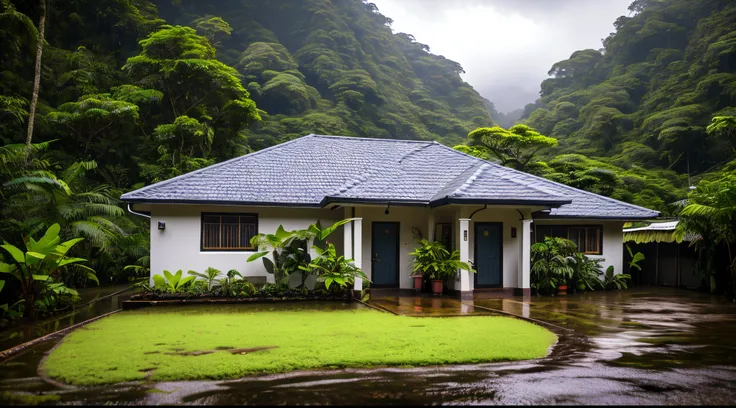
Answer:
[384,202,391,215]
[511,227,517,238]
[158,221,166,230]
[463,230,468,241]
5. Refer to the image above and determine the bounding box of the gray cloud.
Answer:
[371,0,633,113]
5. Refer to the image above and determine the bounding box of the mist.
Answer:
[371,0,633,113]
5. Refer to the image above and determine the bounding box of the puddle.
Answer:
[1,286,736,405]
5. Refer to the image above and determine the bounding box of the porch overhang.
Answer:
[532,213,660,221]
[320,197,572,210]
[428,197,572,208]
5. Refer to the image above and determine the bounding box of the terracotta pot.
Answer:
[413,276,423,291]
[557,285,568,295]
[431,279,444,295]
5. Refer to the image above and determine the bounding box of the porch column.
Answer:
[353,218,363,290]
[517,219,533,296]
[343,212,353,261]
[458,218,471,292]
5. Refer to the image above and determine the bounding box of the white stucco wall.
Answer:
[144,204,343,284]
[139,202,625,290]
[533,220,625,276]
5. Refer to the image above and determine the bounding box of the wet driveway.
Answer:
[2,286,736,405]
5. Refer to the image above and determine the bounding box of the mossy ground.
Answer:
[42,305,557,385]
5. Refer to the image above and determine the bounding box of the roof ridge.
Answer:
[431,142,659,215]
[398,142,435,163]
[311,134,434,144]
[454,163,489,196]
[121,134,316,199]
[428,162,483,202]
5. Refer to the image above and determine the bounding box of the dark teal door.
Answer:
[371,222,400,287]
[475,223,502,288]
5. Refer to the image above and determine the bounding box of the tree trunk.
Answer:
[25,0,47,149]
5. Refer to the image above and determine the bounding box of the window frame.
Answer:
[434,222,453,251]
[567,226,602,255]
[534,224,603,256]
[200,212,259,252]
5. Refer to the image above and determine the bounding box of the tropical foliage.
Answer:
[512,0,736,213]
[0,223,94,318]
[676,170,736,296]
[136,219,367,299]
[455,124,558,172]
[408,239,474,280]
[626,245,646,272]
[300,244,369,290]
[530,237,577,295]
[247,219,355,283]
[152,269,195,294]
[603,266,631,291]
[3,0,736,309]
[568,252,605,292]
[531,236,628,295]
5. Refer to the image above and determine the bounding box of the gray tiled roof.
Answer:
[121,134,659,219]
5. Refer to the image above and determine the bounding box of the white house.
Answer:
[122,134,659,295]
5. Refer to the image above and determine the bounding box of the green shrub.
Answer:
[603,266,631,290]
[568,253,604,292]
[530,237,576,295]
[408,239,474,280]
[152,270,195,294]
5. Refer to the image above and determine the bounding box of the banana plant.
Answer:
[603,266,632,290]
[247,219,356,283]
[299,244,370,291]
[188,267,222,291]
[626,245,646,271]
[0,223,96,318]
[153,269,195,293]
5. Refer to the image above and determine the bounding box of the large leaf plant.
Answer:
[247,218,356,283]
[0,223,96,318]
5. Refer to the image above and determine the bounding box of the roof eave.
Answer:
[120,198,325,208]
[320,197,430,207]
[429,197,572,208]
[533,213,661,221]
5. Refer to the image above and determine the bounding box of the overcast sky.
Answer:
[371,0,633,113]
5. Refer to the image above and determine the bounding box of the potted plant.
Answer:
[409,239,474,295]
[410,272,423,291]
[531,237,576,296]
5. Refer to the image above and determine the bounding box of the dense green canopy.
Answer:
[518,0,736,213]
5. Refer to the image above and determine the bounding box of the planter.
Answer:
[412,275,423,291]
[431,279,444,295]
[557,285,568,295]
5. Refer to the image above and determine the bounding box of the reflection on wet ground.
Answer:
[0,284,133,352]
[2,286,736,405]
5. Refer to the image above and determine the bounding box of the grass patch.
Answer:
[41,305,557,385]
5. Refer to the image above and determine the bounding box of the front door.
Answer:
[475,222,502,288]
[371,222,400,287]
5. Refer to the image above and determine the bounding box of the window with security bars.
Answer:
[201,213,258,251]
[534,225,602,255]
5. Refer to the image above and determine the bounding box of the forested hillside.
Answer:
[518,0,736,211]
[0,0,492,291]
[154,0,495,149]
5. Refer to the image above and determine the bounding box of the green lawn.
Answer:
[41,305,557,385]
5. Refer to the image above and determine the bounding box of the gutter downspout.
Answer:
[469,204,487,220]
[127,203,151,219]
